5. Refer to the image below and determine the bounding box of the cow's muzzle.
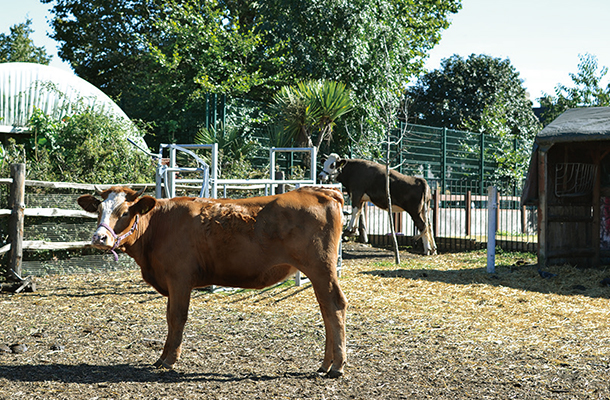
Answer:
[92,226,114,248]
[318,171,331,182]
[92,216,139,260]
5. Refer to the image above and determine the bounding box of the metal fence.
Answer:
[361,179,537,253]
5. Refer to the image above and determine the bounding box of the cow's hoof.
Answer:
[326,369,344,379]
[153,358,173,369]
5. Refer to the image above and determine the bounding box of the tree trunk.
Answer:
[385,141,400,265]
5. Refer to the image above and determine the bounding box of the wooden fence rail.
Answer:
[0,166,156,281]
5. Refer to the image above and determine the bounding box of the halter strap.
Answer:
[97,215,139,261]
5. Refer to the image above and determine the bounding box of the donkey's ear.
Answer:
[130,195,157,215]
[78,195,100,213]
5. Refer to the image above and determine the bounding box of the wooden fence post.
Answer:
[8,163,26,279]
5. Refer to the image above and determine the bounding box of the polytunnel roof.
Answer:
[0,62,131,134]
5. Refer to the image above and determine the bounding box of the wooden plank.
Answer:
[0,178,154,191]
[592,150,601,267]
[0,240,92,255]
[0,208,97,218]
[548,214,593,222]
[538,149,548,268]
[547,247,596,258]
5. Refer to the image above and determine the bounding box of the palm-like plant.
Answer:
[272,80,353,152]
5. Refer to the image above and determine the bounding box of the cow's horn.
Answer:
[135,187,146,198]
[94,185,104,195]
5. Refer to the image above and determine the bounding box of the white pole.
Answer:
[155,145,164,199]
[211,143,218,199]
[270,148,276,195]
[487,186,497,273]
[169,146,177,198]
[311,146,317,183]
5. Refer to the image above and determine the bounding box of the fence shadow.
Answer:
[0,363,312,385]
[360,264,610,299]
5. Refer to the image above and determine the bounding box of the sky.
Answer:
[425,0,610,106]
[2,0,610,107]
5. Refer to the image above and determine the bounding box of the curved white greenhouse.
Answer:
[0,62,146,147]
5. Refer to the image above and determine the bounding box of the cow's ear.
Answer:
[77,195,100,213]
[131,195,157,215]
[126,187,146,202]
[337,159,348,169]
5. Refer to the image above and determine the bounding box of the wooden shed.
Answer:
[522,107,610,268]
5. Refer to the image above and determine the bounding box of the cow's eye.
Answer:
[121,211,129,218]
[330,162,336,169]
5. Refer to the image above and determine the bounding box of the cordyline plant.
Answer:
[272,80,353,153]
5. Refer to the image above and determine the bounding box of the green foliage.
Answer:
[406,54,540,139]
[539,53,610,124]
[406,54,541,185]
[0,105,155,184]
[464,102,533,189]
[194,124,261,178]
[0,19,52,64]
[43,0,461,152]
[271,80,353,152]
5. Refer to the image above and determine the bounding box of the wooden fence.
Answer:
[0,164,153,282]
[1,164,537,284]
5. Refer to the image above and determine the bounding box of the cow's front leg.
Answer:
[345,203,363,235]
[154,287,191,369]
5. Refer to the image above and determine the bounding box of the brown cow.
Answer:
[77,186,347,378]
[319,153,437,255]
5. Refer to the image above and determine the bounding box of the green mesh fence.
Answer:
[1,187,152,277]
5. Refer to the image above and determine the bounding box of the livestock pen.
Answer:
[358,180,538,254]
[0,176,536,280]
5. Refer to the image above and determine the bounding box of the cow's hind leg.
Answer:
[425,220,437,255]
[345,194,365,236]
[154,285,192,369]
[409,211,435,255]
[308,273,348,378]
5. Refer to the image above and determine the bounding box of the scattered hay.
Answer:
[0,243,609,399]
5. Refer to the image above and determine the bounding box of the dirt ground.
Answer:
[1,243,610,399]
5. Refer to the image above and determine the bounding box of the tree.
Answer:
[406,54,541,187]
[539,53,610,124]
[271,80,353,153]
[42,0,461,151]
[406,54,539,139]
[0,19,52,64]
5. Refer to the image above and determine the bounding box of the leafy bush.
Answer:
[1,105,155,184]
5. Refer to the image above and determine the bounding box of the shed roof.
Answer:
[536,107,610,146]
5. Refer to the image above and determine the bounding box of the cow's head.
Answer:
[318,153,347,182]
[77,186,156,250]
